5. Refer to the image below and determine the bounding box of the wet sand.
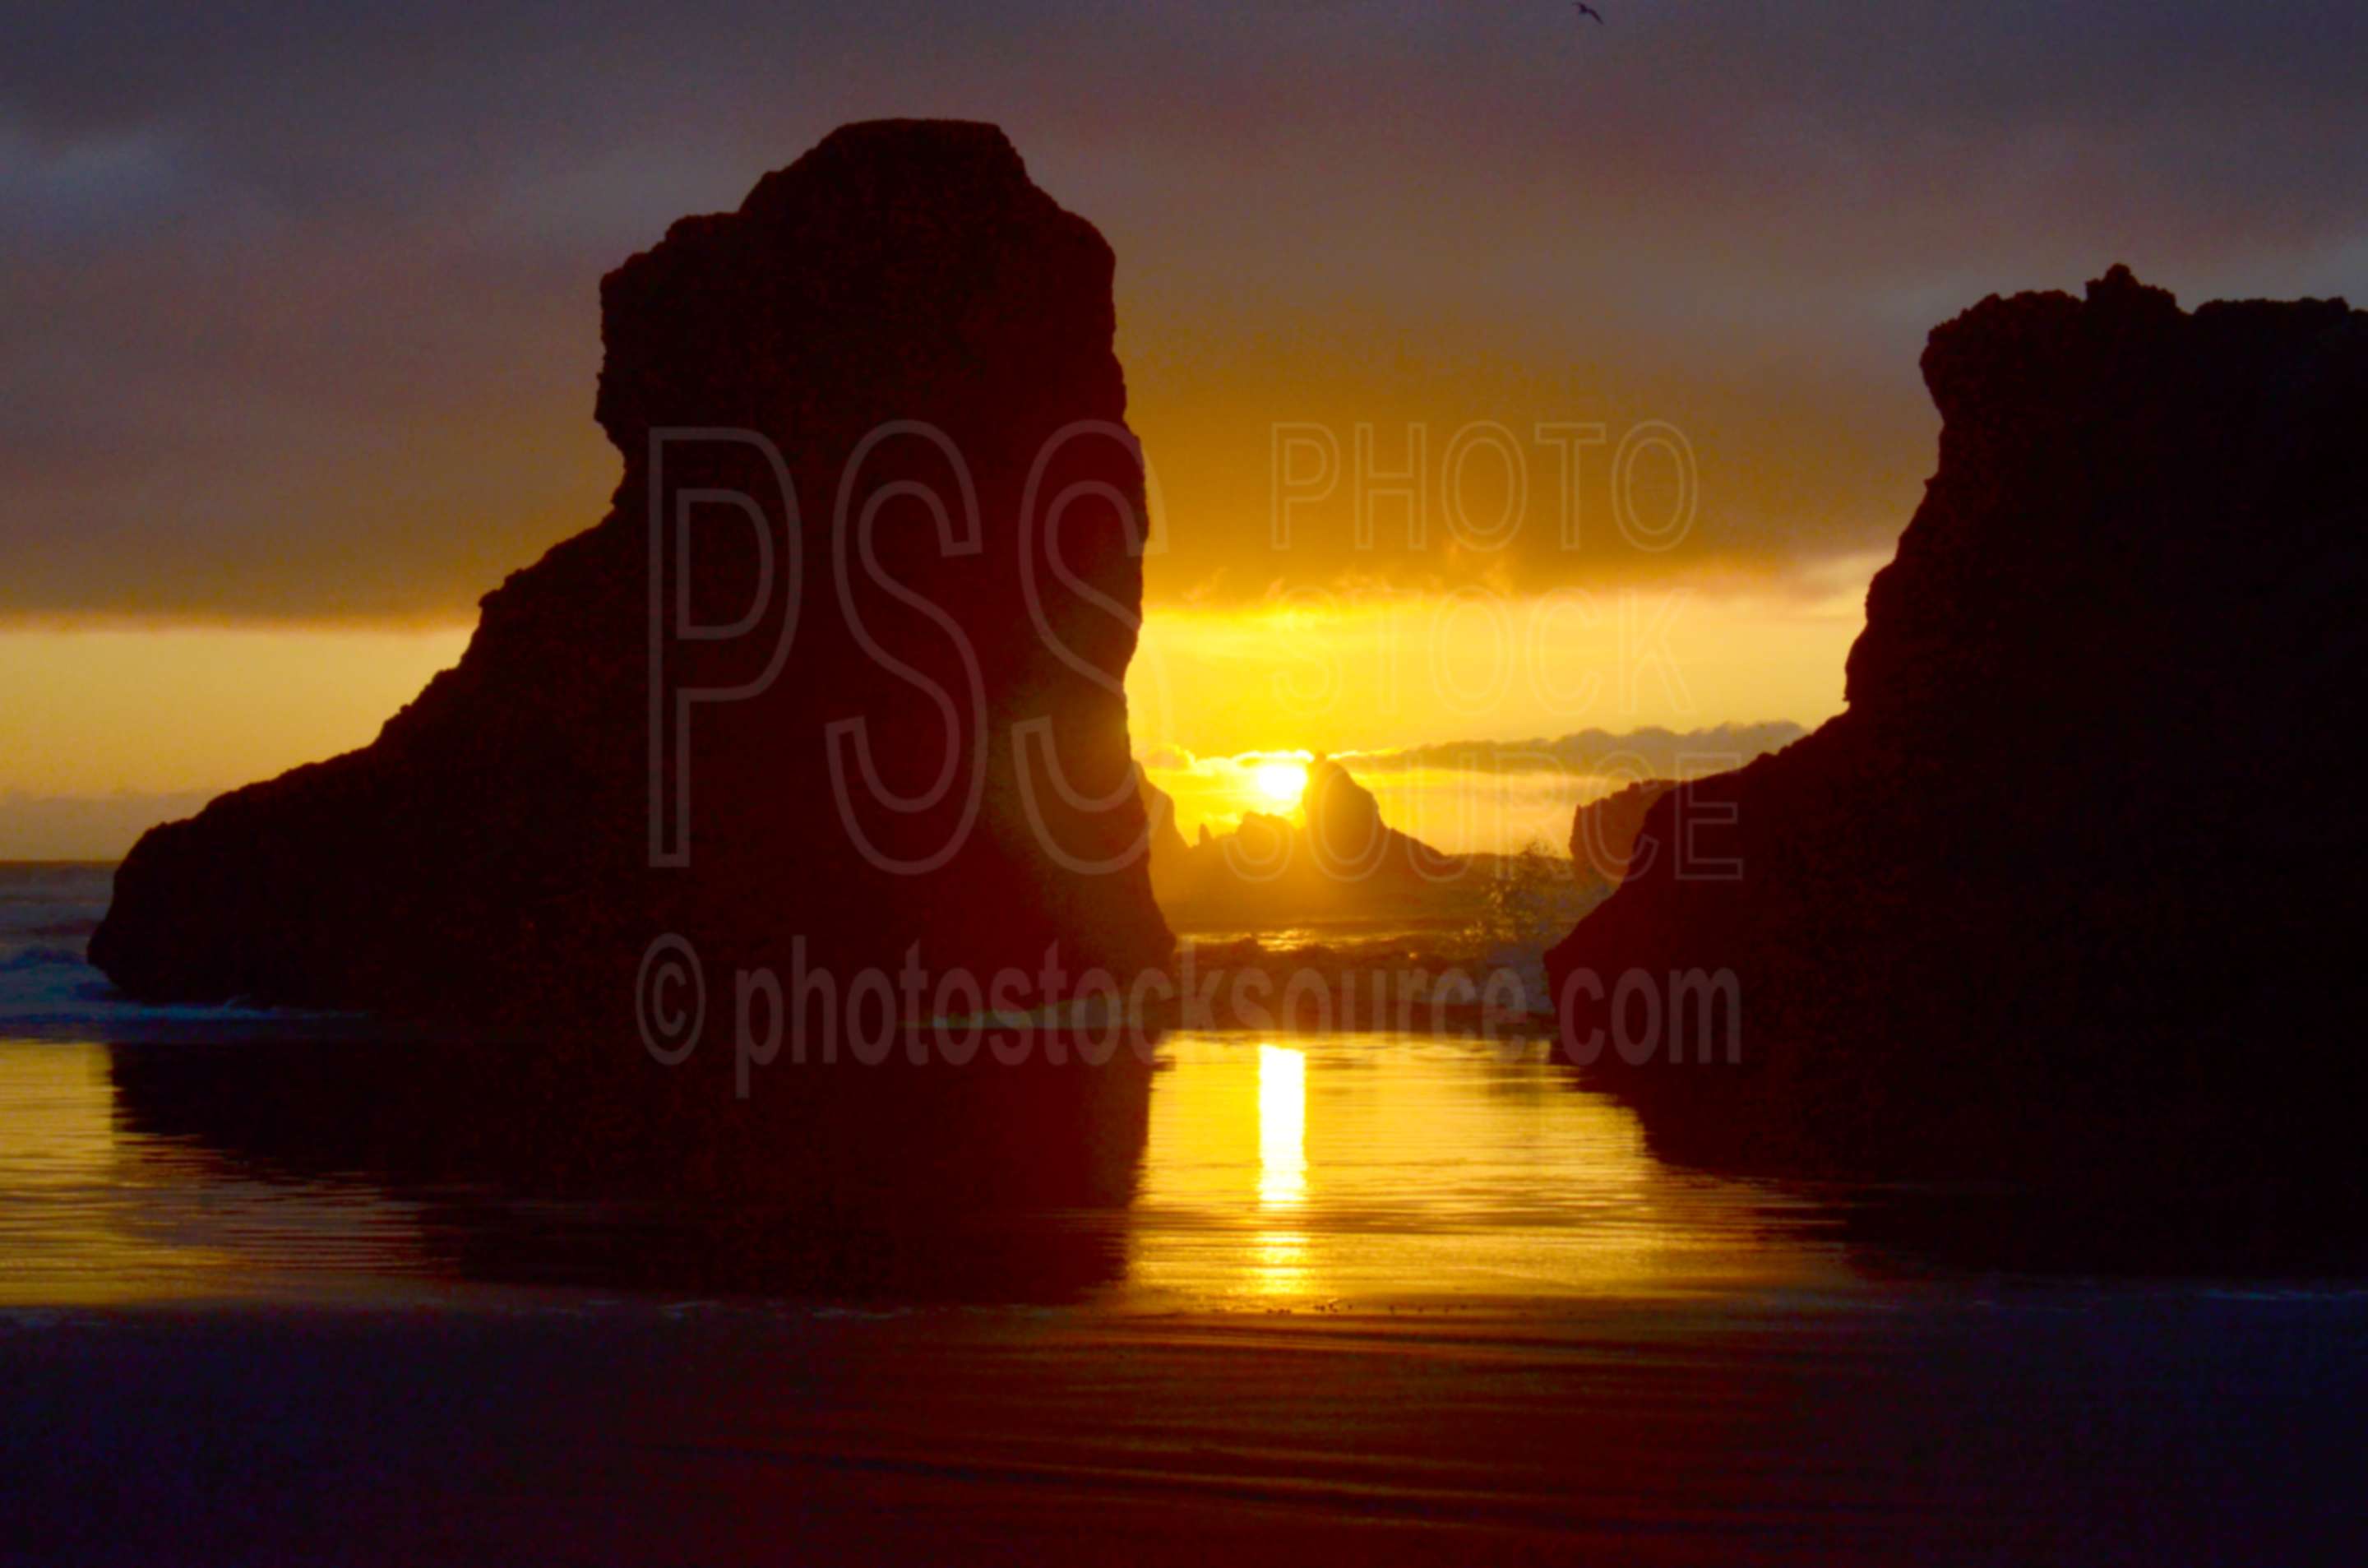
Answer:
[1,1020,2361,1563]
[7,1290,2360,1566]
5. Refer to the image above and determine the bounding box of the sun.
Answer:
[1249,760,1309,811]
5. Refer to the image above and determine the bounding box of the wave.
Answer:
[0,863,344,1038]
[0,945,91,974]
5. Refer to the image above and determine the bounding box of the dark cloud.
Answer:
[1346,722,1806,782]
[4,2,2363,618]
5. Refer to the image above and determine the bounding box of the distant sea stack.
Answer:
[92,121,1172,1025]
[1547,269,2368,1202]
[1140,758,1468,924]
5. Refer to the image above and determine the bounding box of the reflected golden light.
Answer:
[1126,1033,1834,1310]
[1255,1044,1310,1297]
[1256,1044,1307,1209]
[0,1041,436,1305]
[0,1043,244,1304]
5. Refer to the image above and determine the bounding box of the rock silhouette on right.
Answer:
[1547,268,2367,1215]
[1566,777,1677,889]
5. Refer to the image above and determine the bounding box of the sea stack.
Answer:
[1547,270,2368,1197]
[1140,756,1467,923]
[92,121,1172,1027]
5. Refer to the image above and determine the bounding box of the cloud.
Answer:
[1342,723,1806,783]
[4,2,2363,622]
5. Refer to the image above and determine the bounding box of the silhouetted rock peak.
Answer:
[1135,767,1191,871]
[93,123,1169,1026]
[594,119,1112,466]
[1847,267,2363,728]
[1144,756,1466,921]
[1303,756,1385,868]
[1549,271,2368,1210]
[2086,260,2178,309]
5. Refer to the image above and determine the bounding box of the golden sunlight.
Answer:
[1249,761,1310,812]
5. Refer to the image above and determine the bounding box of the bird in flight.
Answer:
[1574,2,1604,21]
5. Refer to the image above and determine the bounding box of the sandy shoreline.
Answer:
[6,1290,2361,1566]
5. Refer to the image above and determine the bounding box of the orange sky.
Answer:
[0,559,1865,856]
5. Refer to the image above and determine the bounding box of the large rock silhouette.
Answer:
[1565,778,1677,889]
[1548,269,2367,1205]
[92,121,1172,1027]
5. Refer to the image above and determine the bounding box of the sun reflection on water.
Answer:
[1256,1044,1306,1210]
[0,1031,1832,1311]
[1252,1044,1311,1298]
[1127,1030,1829,1309]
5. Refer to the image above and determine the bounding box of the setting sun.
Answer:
[1250,761,1309,811]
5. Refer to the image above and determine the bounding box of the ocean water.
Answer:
[2,864,2361,1563]
[0,863,116,1027]
[0,862,321,1037]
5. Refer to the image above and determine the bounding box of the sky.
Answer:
[4,1,2363,853]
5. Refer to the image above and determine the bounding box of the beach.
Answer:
[3,868,2361,1563]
